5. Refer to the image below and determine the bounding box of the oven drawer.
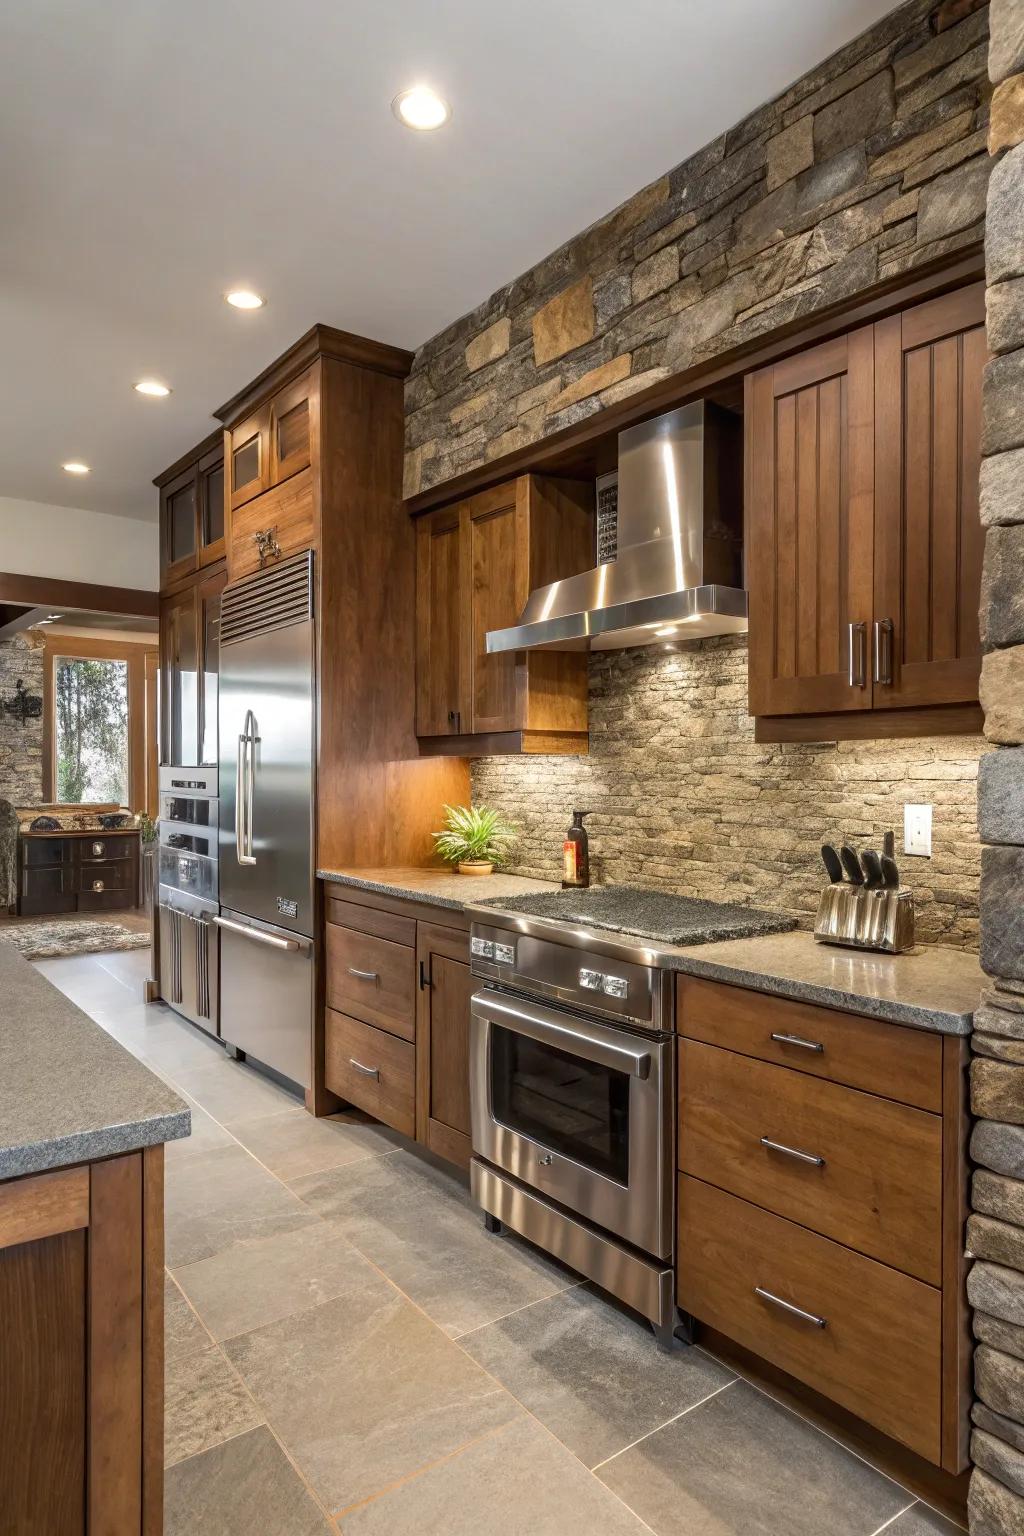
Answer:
[325,925,415,1041]
[325,1009,415,1137]
[679,1039,942,1283]
[678,1175,942,1464]
[677,975,942,1112]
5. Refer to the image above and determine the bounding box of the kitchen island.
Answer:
[0,942,190,1533]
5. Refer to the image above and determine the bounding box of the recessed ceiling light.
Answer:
[62,462,89,474]
[392,85,451,131]
[134,380,171,397]
[225,290,265,310]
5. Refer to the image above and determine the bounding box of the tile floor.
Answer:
[37,947,969,1536]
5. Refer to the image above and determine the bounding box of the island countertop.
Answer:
[0,943,190,1180]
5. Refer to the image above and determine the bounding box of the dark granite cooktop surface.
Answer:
[475,886,798,945]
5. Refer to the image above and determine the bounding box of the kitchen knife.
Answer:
[881,855,900,889]
[821,844,844,883]
[882,830,895,859]
[839,845,864,884]
[860,849,883,888]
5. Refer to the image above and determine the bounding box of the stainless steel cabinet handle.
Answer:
[873,617,894,686]
[847,621,867,688]
[347,967,379,982]
[348,1058,380,1078]
[760,1136,825,1168]
[212,914,300,951]
[755,1286,827,1329]
[770,1032,824,1053]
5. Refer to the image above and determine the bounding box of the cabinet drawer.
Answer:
[678,1176,942,1464]
[23,838,71,867]
[324,1010,415,1137]
[677,975,942,1112]
[325,892,416,948]
[679,1039,942,1283]
[79,836,134,864]
[75,860,135,895]
[325,924,415,1041]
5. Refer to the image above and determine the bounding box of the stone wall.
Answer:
[968,1,1024,1529]
[472,637,987,947]
[0,634,44,805]
[405,0,992,497]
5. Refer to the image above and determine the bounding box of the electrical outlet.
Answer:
[904,803,932,858]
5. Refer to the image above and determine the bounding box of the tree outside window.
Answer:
[54,657,130,804]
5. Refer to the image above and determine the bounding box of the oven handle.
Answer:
[471,989,653,1080]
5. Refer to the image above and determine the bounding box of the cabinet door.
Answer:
[228,404,272,512]
[197,443,225,566]
[160,465,198,588]
[197,568,226,767]
[415,505,466,735]
[466,481,526,734]
[270,369,314,488]
[416,923,473,1168]
[873,287,986,709]
[746,330,875,717]
[159,585,198,766]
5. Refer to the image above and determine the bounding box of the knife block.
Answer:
[813,883,915,954]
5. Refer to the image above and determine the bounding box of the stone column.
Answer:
[970,2,1024,1530]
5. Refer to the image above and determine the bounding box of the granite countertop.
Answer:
[0,943,190,1179]
[318,866,561,911]
[472,887,797,945]
[662,929,982,1035]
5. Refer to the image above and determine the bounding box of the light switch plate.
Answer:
[904,803,932,858]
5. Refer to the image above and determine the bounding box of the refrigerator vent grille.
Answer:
[221,552,313,646]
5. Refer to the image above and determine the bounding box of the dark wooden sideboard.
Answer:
[17,829,141,916]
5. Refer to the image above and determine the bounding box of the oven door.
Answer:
[470,986,673,1259]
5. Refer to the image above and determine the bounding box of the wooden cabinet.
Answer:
[676,976,969,1474]
[197,443,226,566]
[414,475,594,754]
[416,922,473,1168]
[159,567,225,768]
[157,430,225,588]
[746,283,985,740]
[224,367,316,577]
[19,830,141,916]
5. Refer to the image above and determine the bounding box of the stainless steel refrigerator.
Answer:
[217,551,315,1091]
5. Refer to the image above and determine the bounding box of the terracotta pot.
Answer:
[457,860,494,876]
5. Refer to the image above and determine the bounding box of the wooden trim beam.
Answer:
[0,573,158,619]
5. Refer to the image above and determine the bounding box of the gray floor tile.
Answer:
[173,1220,372,1341]
[171,1055,301,1121]
[223,1284,522,1513]
[165,1097,235,1162]
[165,1344,264,1467]
[164,1143,317,1267]
[461,1285,734,1466]
[291,1149,577,1338]
[227,1105,405,1179]
[884,1503,967,1534]
[342,1416,651,1534]
[165,1273,214,1362]
[165,1426,332,1535]
[596,1380,908,1536]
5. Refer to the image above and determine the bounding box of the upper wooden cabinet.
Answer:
[746,283,985,739]
[156,430,226,590]
[227,367,314,520]
[414,474,594,754]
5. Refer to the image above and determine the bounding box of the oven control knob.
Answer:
[579,968,603,990]
[494,942,515,965]
[603,975,628,999]
[471,937,495,959]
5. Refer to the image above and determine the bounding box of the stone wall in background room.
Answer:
[0,634,44,805]
[967,0,1024,1530]
[472,638,987,948]
[405,0,991,496]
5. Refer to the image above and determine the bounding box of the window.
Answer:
[54,656,130,804]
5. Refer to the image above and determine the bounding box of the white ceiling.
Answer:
[1,0,896,522]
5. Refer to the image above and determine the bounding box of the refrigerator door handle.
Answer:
[246,709,258,864]
[212,913,305,951]
[235,711,256,866]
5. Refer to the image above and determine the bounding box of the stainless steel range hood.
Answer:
[486,401,746,653]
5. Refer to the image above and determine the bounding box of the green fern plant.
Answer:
[433,804,516,868]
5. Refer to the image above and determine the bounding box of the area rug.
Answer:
[0,918,152,960]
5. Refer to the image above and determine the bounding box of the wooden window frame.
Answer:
[42,634,158,815]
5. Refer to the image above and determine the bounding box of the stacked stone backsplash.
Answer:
[472,637,986,947]
[0,634,44,805]
[405,0,992,497]
[967,1,1024,1530]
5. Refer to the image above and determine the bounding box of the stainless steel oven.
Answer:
[158,765,220,1035]
[468,916,684,1345]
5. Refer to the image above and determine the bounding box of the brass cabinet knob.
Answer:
[92,879,105,892]
[92,840,105,857]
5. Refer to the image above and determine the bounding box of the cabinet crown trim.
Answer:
[215,324,414,426]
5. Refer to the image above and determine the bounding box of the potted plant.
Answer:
[433,804,516,876]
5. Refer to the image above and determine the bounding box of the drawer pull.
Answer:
[760,1136,825,1168]
[755,1286,827,1329]
[348,1058,380,1079]
[770,1032,824,1053]
[347,967,379,983]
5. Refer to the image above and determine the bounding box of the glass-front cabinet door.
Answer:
[160,465,199,588]
[160,586,199,766]
[198,443,225,566]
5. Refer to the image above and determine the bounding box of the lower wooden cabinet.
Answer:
[324,1009,416,1137]
[416,922,474,1169]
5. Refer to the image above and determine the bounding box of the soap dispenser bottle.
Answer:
[562,811,591,889]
